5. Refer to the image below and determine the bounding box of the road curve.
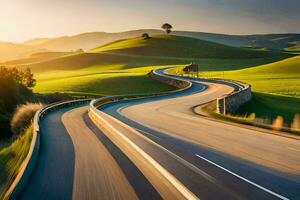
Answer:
[100,69,300,200]
[19,68,300,200]
[21,105,161,200]
[62,106,138,200]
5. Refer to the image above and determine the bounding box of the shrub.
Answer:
[10,103,43,136]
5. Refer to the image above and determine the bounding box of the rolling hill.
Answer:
[91,35,285,59]
[0,42,46,62]
[175,32,300,51]
[23,30,163,51]
[18,35,289,72]
[236,54,300,74]
[199,55,300,97]
[22,29,300,52]
[2,30,299,63]
[1,51,76,66]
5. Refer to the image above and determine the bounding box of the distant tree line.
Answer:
[0,66,35,138]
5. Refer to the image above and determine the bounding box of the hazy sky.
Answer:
[1,0,299,42]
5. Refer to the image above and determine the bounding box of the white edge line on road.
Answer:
[90,109,199,200]
[195,154,289,200]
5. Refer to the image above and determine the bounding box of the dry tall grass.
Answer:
[10,103,43,136]
[272,116,284,130]
[291,114,300,132]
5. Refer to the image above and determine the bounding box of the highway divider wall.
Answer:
[5,99,90,200]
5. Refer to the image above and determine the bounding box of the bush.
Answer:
[10,103,43,136]
[0,114,11,139]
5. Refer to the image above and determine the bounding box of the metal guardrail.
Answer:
[5,99,90,200]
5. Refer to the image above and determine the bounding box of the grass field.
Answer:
[237,93,300,124]
[1,32,298,197]
[91,35,286,59]
[8,34,298,123]
[0,127,32,199]
[171,55,300,124]
[34,65,176,96]
[30,35,290,96]
[199,55,300,97]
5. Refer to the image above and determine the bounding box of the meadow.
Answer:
[29,35,289,96]
[6,34,298,124]
[0,127,32,199]
[199,55,300,97]
[170,55,300,124]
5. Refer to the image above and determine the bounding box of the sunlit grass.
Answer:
[199,55,300,97]
[34,65,176,96]
[0,126,32,199]
[170,56,300,124]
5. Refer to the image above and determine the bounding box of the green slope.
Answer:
[199,55,300,97]
[28,35,290,96]
[91,35,284,59]
[236,54,300,74]
[22,29,300,52]
[190,55,300,124]
[236,93,300,124]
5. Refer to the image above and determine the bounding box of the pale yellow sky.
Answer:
[0,0,299,42]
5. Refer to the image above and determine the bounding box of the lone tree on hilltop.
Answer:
[162,23,173,34]
[142,33,151,40]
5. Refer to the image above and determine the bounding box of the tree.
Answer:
[0,66,35,138]
[161,23,173,34]
[142,33,151,40]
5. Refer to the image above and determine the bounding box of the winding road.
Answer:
[20,69,300,200]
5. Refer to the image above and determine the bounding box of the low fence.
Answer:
[5,99,90,200]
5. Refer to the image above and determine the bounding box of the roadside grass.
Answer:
[34,65,176,95]
[4,34,286,97]
[20,35,300,125]
[198,55,300,97]
[0,126,32,199]
[169,56,300,126]
[236,93,300,124]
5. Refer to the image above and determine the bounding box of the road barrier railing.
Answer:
[163,68,252,115]
[5,99,90,200]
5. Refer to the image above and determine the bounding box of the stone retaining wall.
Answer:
[217,85,252,114]
[148,71,190,89]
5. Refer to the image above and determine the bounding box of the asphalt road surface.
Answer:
[21,105,160,200]
[20,69,300,200]
[100,69,300,200]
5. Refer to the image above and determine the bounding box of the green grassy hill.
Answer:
[16,35,288,73]
[19,34,289,96]
[22,30,300,52]
[199,55,300,97]
[91,35,284,59]
[192,55,300,124]
[1,30,298,62]
[175,32,300,51]
[23,30,163,51]
[237,54,300,74]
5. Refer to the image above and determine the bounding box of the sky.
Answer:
[0,0,299,42]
